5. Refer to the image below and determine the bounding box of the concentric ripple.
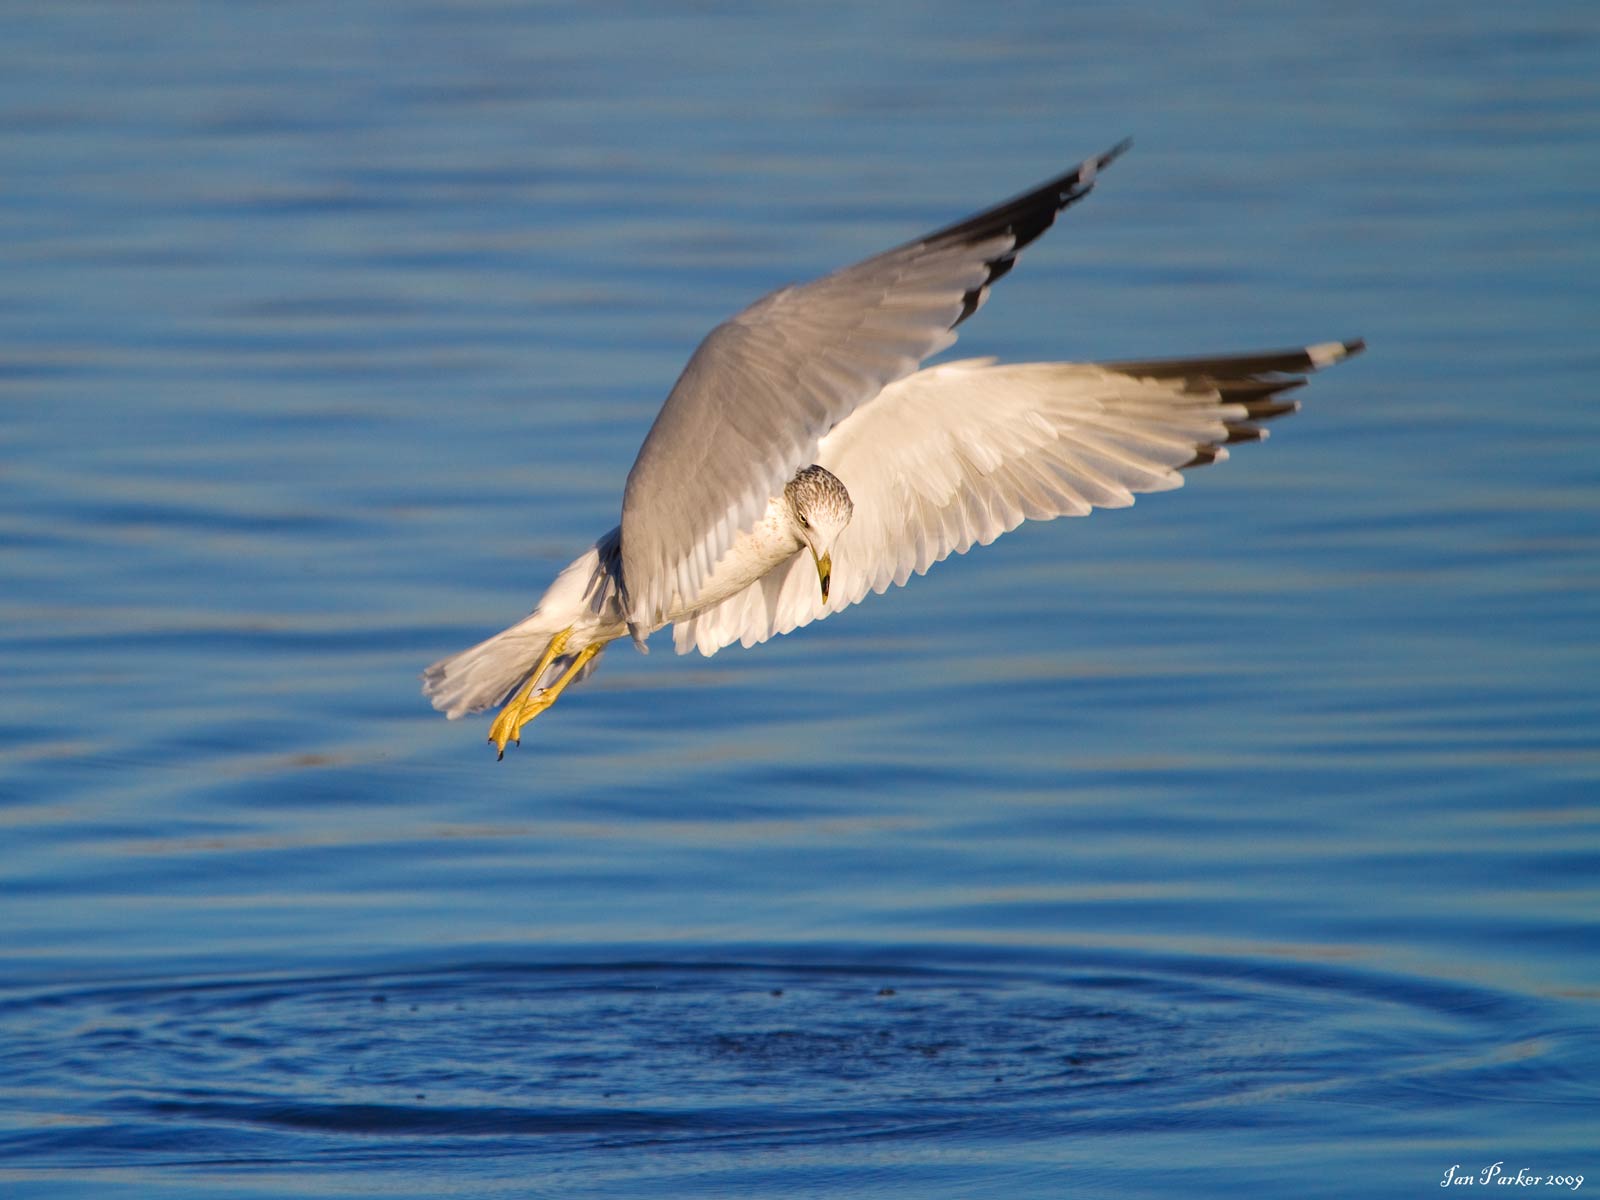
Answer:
[3,950,1587,1186]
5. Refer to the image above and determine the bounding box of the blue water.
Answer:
[3,1,1597,1196]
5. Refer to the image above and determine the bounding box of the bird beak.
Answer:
[812,549,832,603]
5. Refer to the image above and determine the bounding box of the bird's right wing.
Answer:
[619,143,1131,637]
[671,341,1362,656]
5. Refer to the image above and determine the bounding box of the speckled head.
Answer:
[784,464,853,602]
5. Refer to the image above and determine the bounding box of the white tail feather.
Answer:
[422,613,565,720]
[422,531,623,720]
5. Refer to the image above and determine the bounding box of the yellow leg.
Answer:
[487,635,602,758]
[505,642,600,741]
[487,627,572,758]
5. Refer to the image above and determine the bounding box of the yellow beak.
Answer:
[813,550,832,603]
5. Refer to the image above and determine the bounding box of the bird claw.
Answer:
[488,689,543,757]
[483,630,599,759]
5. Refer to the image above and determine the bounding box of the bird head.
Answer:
[785,465,854,604]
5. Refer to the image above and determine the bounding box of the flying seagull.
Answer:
[422,142,1362,757]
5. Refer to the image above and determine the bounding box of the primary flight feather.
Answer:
[421,143,1363,756]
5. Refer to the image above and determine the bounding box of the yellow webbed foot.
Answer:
[486,632,600,758]
[487,627,573,759]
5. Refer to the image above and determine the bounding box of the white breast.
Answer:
[664,495,804,624]
[528,495,806,650]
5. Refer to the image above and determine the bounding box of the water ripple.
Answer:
[2,951,1590,1181]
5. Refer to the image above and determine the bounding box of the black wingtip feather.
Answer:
[1238,398,1302,421]
[921,140,1132,328]
[1216,378,1306,403]
[1222,422,1268,445]
[1101,341,1362,380]
[1109,337,1361,474]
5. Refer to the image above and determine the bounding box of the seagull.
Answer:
[422,141,1362,757]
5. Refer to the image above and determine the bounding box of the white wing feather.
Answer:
[670,354,1313,657]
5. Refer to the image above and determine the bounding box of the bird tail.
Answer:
[421,615,581,720]
[423,532,624,720]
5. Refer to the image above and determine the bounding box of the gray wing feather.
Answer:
[619,143,1131,634]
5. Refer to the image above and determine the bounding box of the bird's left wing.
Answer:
[619,143,1130,638]
[671,341,1362,656]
